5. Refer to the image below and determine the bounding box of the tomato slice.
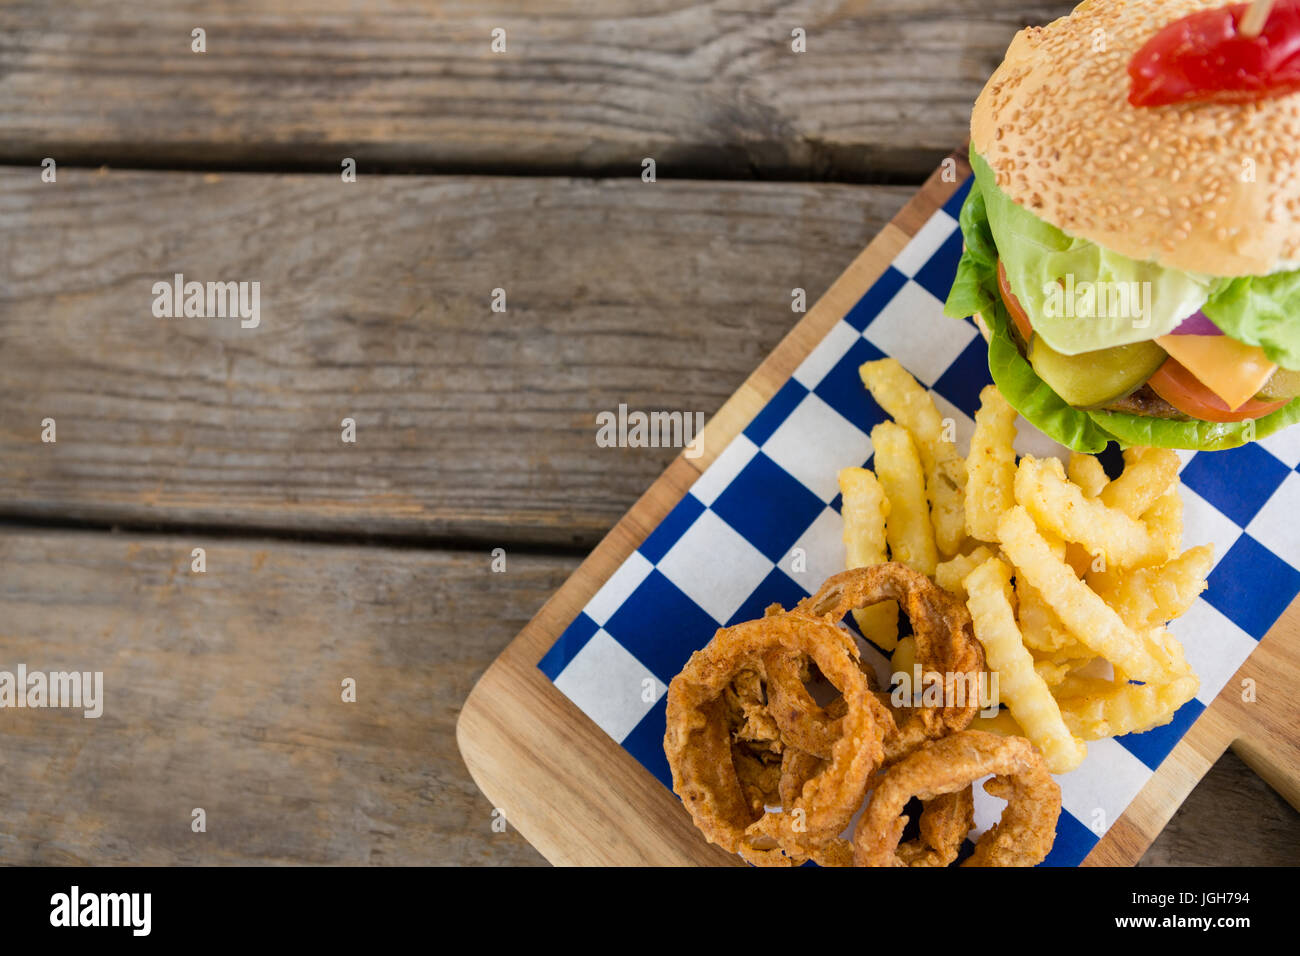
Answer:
[1128,0,1300,107]
[1147,357,1289,422]
[996,260,1034,343]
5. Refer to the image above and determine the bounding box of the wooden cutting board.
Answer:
[456,149,1300,866]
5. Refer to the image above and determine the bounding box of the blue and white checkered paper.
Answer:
[539,179,1300,866]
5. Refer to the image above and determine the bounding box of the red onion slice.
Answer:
[1169,310,1223,336]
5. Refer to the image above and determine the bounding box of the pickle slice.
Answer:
[1256,367,1300,402]
[1029,337,1168,409]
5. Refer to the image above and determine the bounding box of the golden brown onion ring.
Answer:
[895,787,975,867]
[665,612,886,865]
[794,563,986,762]
[778,746,825,811]
[852,730,1060,867]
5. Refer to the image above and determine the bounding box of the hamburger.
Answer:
[945,0,1300,451]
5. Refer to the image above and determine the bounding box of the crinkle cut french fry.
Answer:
[935,545,996,601]
[996,506,1179,683]
[839,467,900,650]
[1033,658,1075,687]
[889,635,917,685]
[1101,447,1181,519]
[965,385,1018,543]
[1087,544,1213,630]
[1014,455,1165,568]
[930,458,969,559]
[1016,578,1075,652]
[859,359,966,558]
[871,421,939,577]
[1142,488,1183,565]
[1057,672,1200,740]
[1031,641,1095,665]
[1065,542,1096,577]
[1051,673,1116,700]
[1067,452,1109,498]
[966,707,1025,737]
[963,556,1086,773]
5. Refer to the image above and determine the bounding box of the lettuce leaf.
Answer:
[945,171,1300,452]
[1085,398,1300,451]
[972,149,1221,356]
[943,184,998,321]
[1203,271,1300,371]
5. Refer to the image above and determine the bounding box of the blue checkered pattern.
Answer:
[538,177,1300,866]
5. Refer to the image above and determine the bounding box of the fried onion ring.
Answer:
[665,612,887,865]
[895,787,974,867]
[763,644,850,758]
[778,745,825,810]
[723,667,783,750]
[764,652,901,766]
[732,746,783,815]
[790,564,986,762]
[852,730,1060,867]
[804,785,973,868]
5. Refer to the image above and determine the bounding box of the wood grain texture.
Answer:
[458,151,1300,866]
[1142,751,1300,867]
[0,527,561,865]
[0,167,910,546]
[0,0,1073,179]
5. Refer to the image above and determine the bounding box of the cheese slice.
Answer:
[1154,334,1276,411]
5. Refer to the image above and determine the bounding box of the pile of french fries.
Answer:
[840,359,1207,774]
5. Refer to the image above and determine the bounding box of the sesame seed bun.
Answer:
[971,0,1300,277]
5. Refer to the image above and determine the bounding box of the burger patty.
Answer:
[1101,385,1187,420]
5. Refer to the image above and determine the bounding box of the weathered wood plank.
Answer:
[0,527,559,865]
[0,168,911,545]
[0,0,1074,179]
[1142,751,1300,867]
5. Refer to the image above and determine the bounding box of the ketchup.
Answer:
[1128,0,1300,106]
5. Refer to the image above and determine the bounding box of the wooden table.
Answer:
[1,0,1295,866]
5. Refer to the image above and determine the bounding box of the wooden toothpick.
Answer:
[1239,0,1277,37]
